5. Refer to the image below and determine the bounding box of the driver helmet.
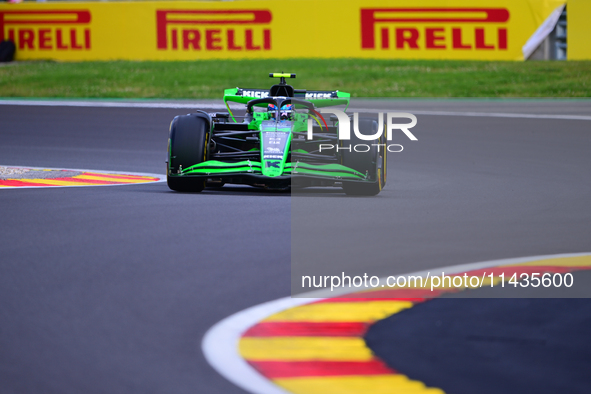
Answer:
[279,103,294,120]
[267,103,278,119]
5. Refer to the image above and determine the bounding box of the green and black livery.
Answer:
[167,73,386,195]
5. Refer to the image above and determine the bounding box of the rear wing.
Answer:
[223,87,350,108]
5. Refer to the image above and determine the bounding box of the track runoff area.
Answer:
[2,98,590,394]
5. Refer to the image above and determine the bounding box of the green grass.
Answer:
[1,59,590,98]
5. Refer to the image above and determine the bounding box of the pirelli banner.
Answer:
[1,0,588,61]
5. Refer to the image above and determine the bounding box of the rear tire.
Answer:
[341,118,386,196]
[167,113,210,192]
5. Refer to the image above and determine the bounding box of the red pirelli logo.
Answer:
[0,10,91,51]
[361,8,510,50]
[156,9,272,51]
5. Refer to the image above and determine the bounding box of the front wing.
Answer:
[168,160,376,187]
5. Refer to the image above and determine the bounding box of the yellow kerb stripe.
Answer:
[11,178,90,186]
[73,175,150,183]
[274,375,445,394]
[84,173,156,180]
[239,337,372,361]
[503,255,591,268]
[262,301,413,323]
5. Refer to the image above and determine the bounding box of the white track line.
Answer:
[347,108,591,121]
[202,297,315,394]
[0,100,236,110]
[0,165,165,189]
[202,252,591,394]
[1,99,590,121]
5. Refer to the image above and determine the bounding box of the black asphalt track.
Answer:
[365,298,591,394]
[1,106,290,394]
[1,100,590,394]
[291,100,591,292]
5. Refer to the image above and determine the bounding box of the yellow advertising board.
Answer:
[568,0,591,60]
[0,0,572,61]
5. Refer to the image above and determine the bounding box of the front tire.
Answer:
[341,118,386,196]
[167,113,210,192]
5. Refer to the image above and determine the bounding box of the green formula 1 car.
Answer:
[166,73,386,195]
